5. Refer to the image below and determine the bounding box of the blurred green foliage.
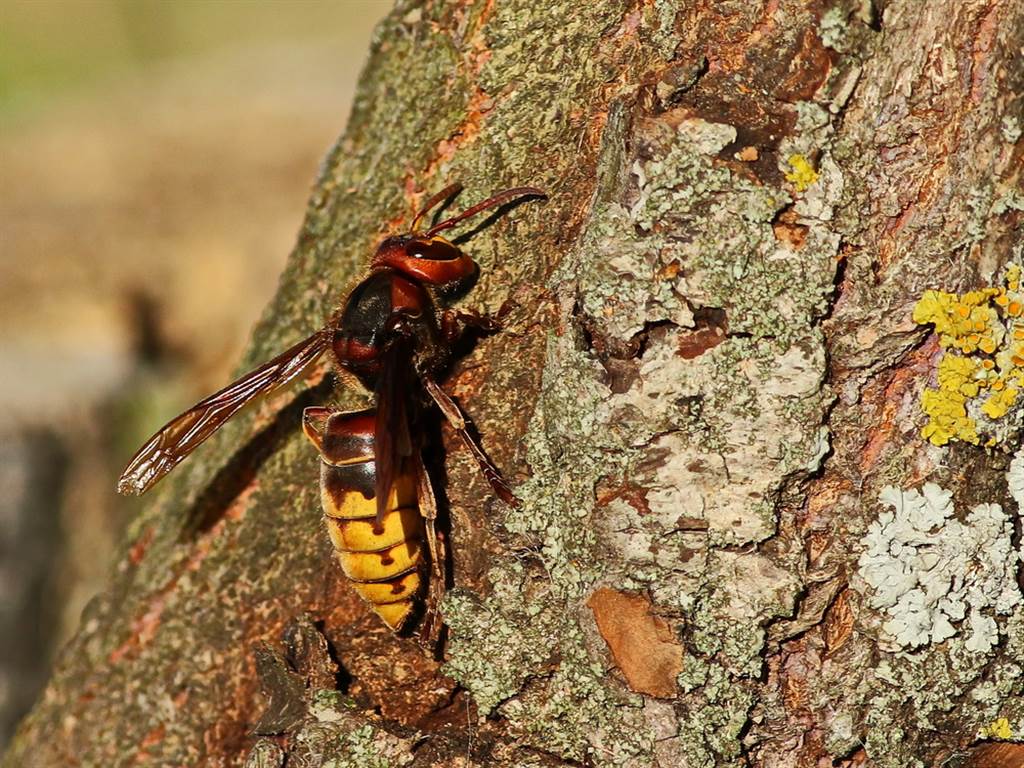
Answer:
[0,0,389,116]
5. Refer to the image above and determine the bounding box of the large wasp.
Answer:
[118,183,543,631]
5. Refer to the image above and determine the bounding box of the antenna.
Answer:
[411,183,463,233]
[424,186,545,238]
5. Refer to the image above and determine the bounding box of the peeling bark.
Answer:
[6,1,1024,766]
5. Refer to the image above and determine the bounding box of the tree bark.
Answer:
[7,1,1023,766]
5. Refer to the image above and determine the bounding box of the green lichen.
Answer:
[675,664,755,768]
[819,7,849,51]
[443,574,568,717]
[282,688,416,768]
[541,63,836,764]
[1002,115,1022,144]
[964,183,1000,245]
[500,623,654,764]
[670,554,801,764]
[316,724,413,768]
[628,120,832,344]
[442,329,652,764]
[993,187,1024,216]
[244,740,285,768]
[443,570,653,764]
[862,710,920,768]
[646,0,686,59]
[308,689,357,722]
[244,688,414,768]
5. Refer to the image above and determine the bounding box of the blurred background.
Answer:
[0,0,388,747]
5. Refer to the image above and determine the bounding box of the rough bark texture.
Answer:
[7,1,1024,766]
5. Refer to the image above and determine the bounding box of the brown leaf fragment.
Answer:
[676,307,728,360]
[675,326,727,359]
[587,588,684,698]
[966,743,1024,768]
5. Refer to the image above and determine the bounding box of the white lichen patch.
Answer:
[856,483,1022,651]
[1009,446,1024,510]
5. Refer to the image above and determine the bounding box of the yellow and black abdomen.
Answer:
[303,407,425,630]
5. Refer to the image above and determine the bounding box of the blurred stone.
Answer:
[0,428,68,748]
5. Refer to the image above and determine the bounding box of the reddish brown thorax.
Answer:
[330,233,482,389]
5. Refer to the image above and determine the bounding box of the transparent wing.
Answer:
[118,329,330,495]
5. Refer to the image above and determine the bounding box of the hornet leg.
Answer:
[422,376,519,508]
[438,302,516,343]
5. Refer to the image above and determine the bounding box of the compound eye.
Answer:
[406,238,460,261]
[406,239,430,259]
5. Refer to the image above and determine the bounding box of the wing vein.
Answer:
[117,329,330,495]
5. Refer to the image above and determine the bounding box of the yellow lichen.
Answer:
[912,289,1000,352]
[784,154,819,192]
[913,290,959,336]
[978,716,1014,740]
[920,389,978,445]
[914,265,1024,446]
[982,386,1018,419]
[1008,264,1021,290]
[935,354,980,398]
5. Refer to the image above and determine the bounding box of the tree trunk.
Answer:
[7,1,1023,766]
